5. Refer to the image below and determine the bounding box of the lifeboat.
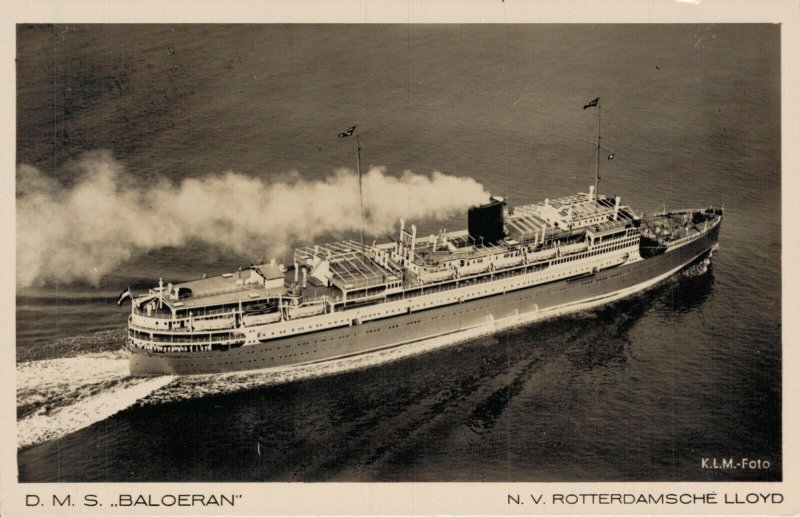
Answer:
[192,317,235,331]
[419,269,454,283]
[494,255,524,269]
[287,304,326,319]
[527,248,558,261]
[458,262,490,276]
[560,242,589,254]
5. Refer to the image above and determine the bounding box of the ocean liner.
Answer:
[124,185,722,375]
[123,104,722,375]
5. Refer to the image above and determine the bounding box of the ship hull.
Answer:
[129,225,719,376]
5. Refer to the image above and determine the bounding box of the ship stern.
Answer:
[128,347,177,376]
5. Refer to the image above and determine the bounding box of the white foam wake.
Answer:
[17,351,174,449]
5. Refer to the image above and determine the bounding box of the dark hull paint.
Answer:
[129,225,720,375]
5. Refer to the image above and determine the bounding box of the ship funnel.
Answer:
[589,185,595,200]
[468,196,506,245]
[614,196,621,220]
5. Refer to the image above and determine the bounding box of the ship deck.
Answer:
[163,285,287,310]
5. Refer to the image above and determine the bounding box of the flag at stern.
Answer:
[117,287,133,305]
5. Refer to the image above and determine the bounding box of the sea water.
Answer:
[16,24,780,481]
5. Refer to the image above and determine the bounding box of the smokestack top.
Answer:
[468,196,506,245]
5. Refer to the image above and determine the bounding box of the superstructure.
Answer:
[126,186,722,375]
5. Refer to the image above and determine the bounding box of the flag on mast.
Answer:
[117,287,133,305]
[583,97,600,109]
[338,125,357,138]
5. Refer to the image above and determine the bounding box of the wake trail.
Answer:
[15,329,491,449]
[17,351,174,449]
[15,328,493,448]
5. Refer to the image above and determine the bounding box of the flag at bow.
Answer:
[338,125,357,138]
[117,287,133,306]
[583,97,600,109]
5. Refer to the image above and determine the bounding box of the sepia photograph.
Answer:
[5,7,793,513]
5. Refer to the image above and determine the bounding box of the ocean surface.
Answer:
[16,24,781,481]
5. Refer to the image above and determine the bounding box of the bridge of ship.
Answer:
[294,240,401,298]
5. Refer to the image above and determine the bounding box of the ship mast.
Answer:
[594,99,601,196]
[338,124,365,254]
[583,96,602,198]
[356,132,365,254]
